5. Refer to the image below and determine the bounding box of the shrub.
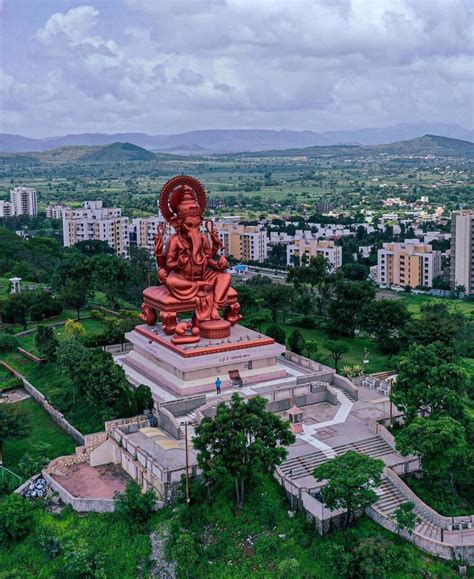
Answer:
[266,324,287,345]
[0,333,19,353]
[0,494,34,543]
[114,481,156,528]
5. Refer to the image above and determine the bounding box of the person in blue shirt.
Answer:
[215,377,222,394]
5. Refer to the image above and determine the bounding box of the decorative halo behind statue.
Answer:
[159,175,207,226]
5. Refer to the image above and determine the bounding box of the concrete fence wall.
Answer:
[161,395,207,418]
[331,374,359,400]
[0,361,84,445]
[158,406,181,439]
[17,347,47,364]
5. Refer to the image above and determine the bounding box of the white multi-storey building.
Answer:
[63,201,129,257]
[10,187,37,216]
[287,238,342,270]
[451,210,474,295]
[0,200,16,218]
[215,222,268,262]
[46,204,71,219]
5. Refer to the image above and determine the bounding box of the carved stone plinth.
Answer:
[199,319,231,339]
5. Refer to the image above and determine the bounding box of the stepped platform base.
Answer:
[121,324,291,400]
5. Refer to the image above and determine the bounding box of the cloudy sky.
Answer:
[1,0,473,137]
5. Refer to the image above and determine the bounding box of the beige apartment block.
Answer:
[377,239,441,289]
[10,186,37,216]
[216,222,268,262]
[287,238,342,270]
[451,209,474,295]
[63,201,129,257]
[131,216,172,255]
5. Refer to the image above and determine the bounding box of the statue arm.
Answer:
[166,236,187,270]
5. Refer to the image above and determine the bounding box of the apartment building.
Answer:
[215,222,268,262]
[451,210,474,295]
[130,216,172,255]
[10,187,37,216]
[377,239,441,289]
[287,238,342,270]
[46,204,71,219]
[63,201,129,257]
[0,201,16,218]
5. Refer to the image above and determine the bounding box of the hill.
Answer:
[228,134,474,159]
[80,142,156,162]
[1,122,472,154]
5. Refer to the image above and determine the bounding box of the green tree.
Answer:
[55,336,87,404]
[0,404,29,465]
[360,299,410,354]
[287,255,331,315]
[266,324,286,345]
[35,324,58,360]
[193,394,295,508]
[404,302,460,351]
[395,416,468,482]
[305,338,320,360]
[80,349,130,410]
[339,262,369,281]
[0,494,34,543]
[261,285,291,323]
[288,329,305,355]
[391,502,419,536]
[314,451,384,527]
[53,253,94,320]
[92,254,134,309]
[328,280,376,338]
[114,481,156,528]
[3,292,31,330]
[325,340,348,373]
[392,343,467,422]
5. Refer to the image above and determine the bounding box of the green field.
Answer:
[3,398,75,475]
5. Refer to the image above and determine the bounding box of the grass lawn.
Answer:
[3,398,76,475]
[0,354,106,435]
[387,291,474,318]
[254,320,396,374]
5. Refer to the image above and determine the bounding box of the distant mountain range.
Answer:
[0,122,472,154]
[0,135,472,168]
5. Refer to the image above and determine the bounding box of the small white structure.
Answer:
[9,277,22,293]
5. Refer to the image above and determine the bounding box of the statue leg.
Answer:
[160,311,177,335]
[225,301,242,325]
[140,303,157,326]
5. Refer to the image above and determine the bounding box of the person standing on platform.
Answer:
[215,377,222,395]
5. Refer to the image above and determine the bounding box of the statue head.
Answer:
[160,176,208,265]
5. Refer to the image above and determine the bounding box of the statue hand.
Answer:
[178,254,189,268]
[217,255,228,270]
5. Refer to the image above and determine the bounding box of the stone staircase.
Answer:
[372,477,442,542]
[179,411,198,439]
[280,436,394,481]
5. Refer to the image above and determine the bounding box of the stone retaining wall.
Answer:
[331,374,359,400]
[368,506,474,564]
[42,471,116,513]
[17,347,47,364]
[0,361,84,445]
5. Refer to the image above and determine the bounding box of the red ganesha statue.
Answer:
[140,176,242,342]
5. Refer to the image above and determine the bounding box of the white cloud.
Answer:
[1,0,472,136]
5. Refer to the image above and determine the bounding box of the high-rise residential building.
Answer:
[46,204,71,219]
[0,200,16,218]
[10,187,37,216]
[63,201,129,257]
[377,239,442,289]
[450,209,474,295]
[215,222,268,262]
[287,238,342,270]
